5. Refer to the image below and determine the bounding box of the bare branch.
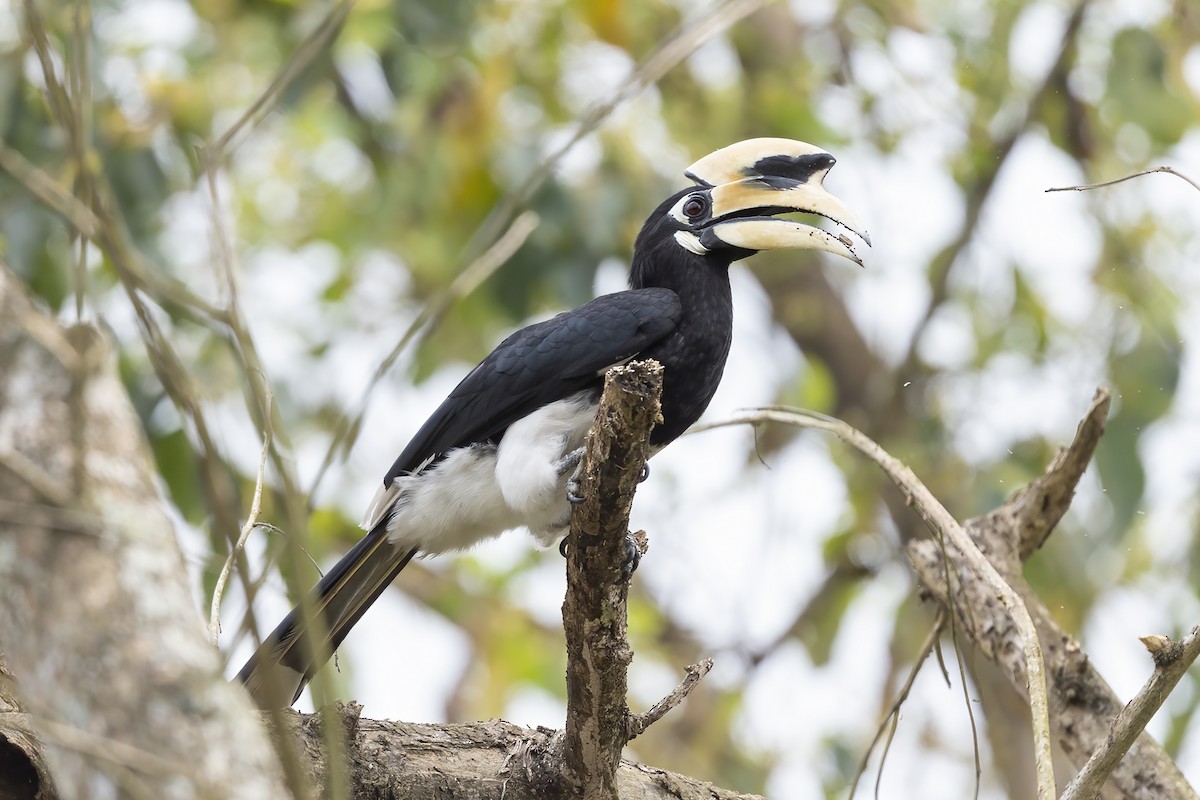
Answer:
[267,706,764,800]
[626,659,714,741]
[980,388,1110,560]
[20,0,77,151]
[201,0,355,168]
[210,406,274,643]
[68,0,94,320]
[697,408,1056,800]
[562,360,663,798]
[33,718,198,781]
[0,140,100,237]
[463,0,768,263]
[308,210,540,499]
[1061,627,1200,800]
[901,390,1195,799]
[849,612,945,800]
[1046,166,1200,196]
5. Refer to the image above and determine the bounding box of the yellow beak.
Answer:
[685,138,870,266]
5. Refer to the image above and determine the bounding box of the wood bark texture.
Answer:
[263,704,765,800]
[0,266,288,800]
[562,360,663,799]
[907,389,1197,800]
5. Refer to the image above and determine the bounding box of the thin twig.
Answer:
[626,659,714,741]
[941,533,982,800]
[200,0,354,168]
[209,407,273,643]
[1046,166,1200,195]
[462,0,769,264]
[0,498,104,535]
[1061,627,1200,800]
[697,409,1056,800]
[198,67,341,800]
[69,0,93,320]
[307,210,540,499]
[931,477,983,800]
[849,611,944,799]
[21,0,77,151]
[0,140,99,236]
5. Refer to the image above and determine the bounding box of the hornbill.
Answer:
[237,138,869,707]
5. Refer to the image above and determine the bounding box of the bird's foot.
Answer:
[639,463,650,483]
[557,531,643,583]
[620,532,643,583]
[555,447,587,504]
[554,447,585,477]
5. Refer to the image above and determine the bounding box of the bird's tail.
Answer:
[236,521,417,708]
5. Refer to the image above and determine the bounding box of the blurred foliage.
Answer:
[4,0,1200,796]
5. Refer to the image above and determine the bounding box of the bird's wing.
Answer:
[382,287,681,485]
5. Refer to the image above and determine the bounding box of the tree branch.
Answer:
[696,407,1056,799]
[1046,166,1200,196]
[265,705,763,800]
[907,389,1197,799]
[1061,628,1200,800]
[562,360,663,798]
[626,659,714,741]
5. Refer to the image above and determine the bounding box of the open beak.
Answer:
[686,138,871,266]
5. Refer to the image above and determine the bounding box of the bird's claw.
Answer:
[556,446,587,504]
[619,532,642,583]
[555,447,585,477]
[558,532,642,583]
[639,463,650,483]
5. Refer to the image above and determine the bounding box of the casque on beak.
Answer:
[683,138,871,266]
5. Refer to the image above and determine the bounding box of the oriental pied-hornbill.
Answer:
[238,138,869,707]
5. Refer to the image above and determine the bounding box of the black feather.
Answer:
[383,288,682,484]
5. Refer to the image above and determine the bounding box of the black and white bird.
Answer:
[237,138,869,707]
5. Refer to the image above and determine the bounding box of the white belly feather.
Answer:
[360,391,598,555]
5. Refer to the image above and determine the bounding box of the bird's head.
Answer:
[634,138,870,282]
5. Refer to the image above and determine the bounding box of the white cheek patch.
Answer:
[674,230,708,255]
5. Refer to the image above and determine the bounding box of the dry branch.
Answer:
[626,659,714,741]
[562,360,663,798]
[907,389,1198,800]
[697,407,1056,800]
[267,704,762,800]
[1062,627,1200,800]
[1046,166,1200,196]
[700,388,1198,799]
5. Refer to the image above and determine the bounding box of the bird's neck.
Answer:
[631,251,734,321]
[631,252,735,444]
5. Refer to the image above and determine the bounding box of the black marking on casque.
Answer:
[748,152,836,185]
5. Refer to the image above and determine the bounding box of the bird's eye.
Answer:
[682,194,708,220]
